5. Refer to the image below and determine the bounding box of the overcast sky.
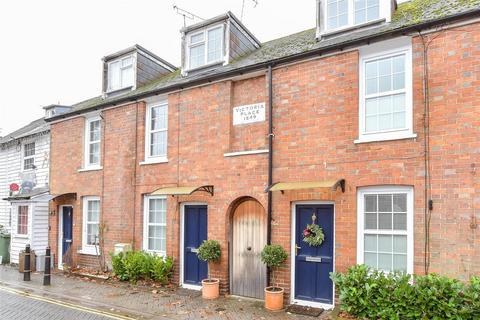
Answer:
[0,0,315,136]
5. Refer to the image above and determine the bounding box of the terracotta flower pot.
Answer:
[264,286,284,311]
[202,279,220,299]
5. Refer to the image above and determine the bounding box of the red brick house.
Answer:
[47,0,480,308]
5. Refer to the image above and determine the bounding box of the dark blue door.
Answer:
[184,205,208,286]
[295,204,334,305]
[62,206,73,257]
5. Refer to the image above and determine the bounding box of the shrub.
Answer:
[331,265,480,320]
[110,251,174,284]
[197,240,221,280]
[261,244,288,288]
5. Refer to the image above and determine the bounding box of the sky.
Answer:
[0,0,315,136]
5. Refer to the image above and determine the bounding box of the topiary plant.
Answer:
[197,240,221,281]
[261,244,288,290]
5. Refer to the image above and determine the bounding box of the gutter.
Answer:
[45,8,480,123]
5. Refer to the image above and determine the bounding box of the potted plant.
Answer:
[197,239,221,299]
[261,244,288,311]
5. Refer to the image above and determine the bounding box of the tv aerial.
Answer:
[173,5,205,28]
[241,0,259,21]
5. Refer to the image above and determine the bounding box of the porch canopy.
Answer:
[151,185,214,196]
[266,179,345,193]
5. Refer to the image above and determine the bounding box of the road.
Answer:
[0,285,134,320]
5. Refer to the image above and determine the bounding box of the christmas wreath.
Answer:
[302,224,325,247]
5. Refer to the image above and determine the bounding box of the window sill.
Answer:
[13,234,29,239]
[224,149,269,157]
[319,18,385,39]
[140,158,168,166]
[78,166,103,172]
[354,133,417,144]
[77,249,100,256]
[183,60,224,74]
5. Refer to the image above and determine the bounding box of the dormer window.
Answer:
[108,55,134,92]
[319,0,391,37]
[188,25,223,70]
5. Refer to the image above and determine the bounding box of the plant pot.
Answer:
[202,279,220,299]
[264,286,284,311]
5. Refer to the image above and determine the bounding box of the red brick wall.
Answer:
[49,22,480,301]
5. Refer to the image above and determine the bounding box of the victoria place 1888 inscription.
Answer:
[233,102,266,125]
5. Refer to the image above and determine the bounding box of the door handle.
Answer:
[65,239,72,243]
[295,244,301,256]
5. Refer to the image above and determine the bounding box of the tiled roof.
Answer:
[51,0,480,120]
[0,117,48,145]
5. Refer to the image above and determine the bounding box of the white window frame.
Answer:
[81,196,101,255]
[357,186,414,274]
[356,38,416,143]
[107,54,135,92]
[22,142,36,171]
[321,0,391,35]
[143,195,167,256]
[83,116,102,170]
[143,101,168,164]
[187,24,224,70]
[16,204,29,236]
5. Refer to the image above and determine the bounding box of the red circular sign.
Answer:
[9,183,19,192]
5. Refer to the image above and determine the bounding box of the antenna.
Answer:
[173,5,205,28]
[241,0,259,21]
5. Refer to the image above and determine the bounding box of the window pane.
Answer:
[393,72,405,90]
[365,195,377,212]
[189,44,205,69]
[366,4,379,21]
[378,253,392,271]
[378,212,392,229]
[378,194,392,212]
[393,254,407,271]
[378,58,391,76]
[90,120,100,142]
[393,235,407,253]
[89,142,100,165]
[355,9,365,24]
[392,55,405,73]
[190,32,204,44]
[365,115,378,132]
[149,199,166,224]
[378,113,392,131]
[378,75,392,92]
[122,56,133,67]
[207,27,222,63]
[122,65,134,87]
[365,212,377,229]
[150,131,167,157]
[24,143,35,157]
[393,94,405,112]
[87,224,99,245]
[366,78,377,95]
[393,212,407,230]
[393,194,407,212]
[364,252,377,268]
[327,0,348,29]
[151,106,167,130]
[109,61,121,90]
[24,158,35,170]
[364,234,377,251]
[378,235,392,252]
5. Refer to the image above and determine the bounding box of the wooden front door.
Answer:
[231,199,267,299]
[183,205,208,286]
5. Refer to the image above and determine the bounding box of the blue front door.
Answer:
[294,204,334,305]
[183,205,208,286]
[62,206,73,257]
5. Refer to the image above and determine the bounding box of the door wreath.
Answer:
[302,213,325,247]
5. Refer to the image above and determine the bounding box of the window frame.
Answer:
[81,196,101,255]
[22,142,36,171]
[187,24,224,70]
[107,54,135,92]
[143,195,167,256]
[322,0,388,35]
[84,116,102,169]
[144,101,168,163]
[16,205,29,236]
[357,186,414,274]
[356,39,415,143]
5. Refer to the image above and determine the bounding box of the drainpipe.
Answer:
[267,64,274,246]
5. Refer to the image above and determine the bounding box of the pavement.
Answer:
[0,265,333,320]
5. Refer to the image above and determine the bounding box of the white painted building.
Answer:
[0,105,71,264]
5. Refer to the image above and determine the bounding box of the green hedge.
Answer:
[111,251,174,283]
[331,265,480,320]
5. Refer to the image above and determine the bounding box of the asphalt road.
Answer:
[0,286,131,320]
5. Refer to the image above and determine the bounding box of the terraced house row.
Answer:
[2,0,478,309]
